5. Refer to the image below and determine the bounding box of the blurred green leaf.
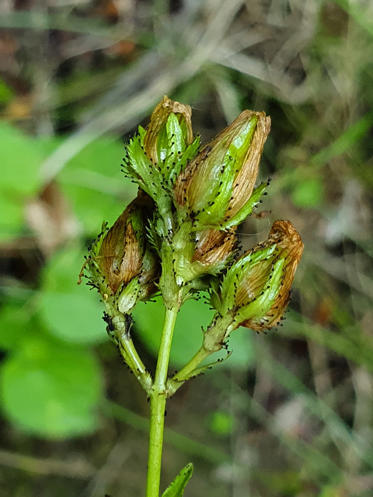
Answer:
[0,122,44,239]
[0,305,30,351]
[59,137,136,235]
[161,462,193,497]
[311,111,373,166]
[40,245,106,344]
[40,291,106,344]
[0,335,102,438]
[291,177,324,208]
[0,79,14,104]
[133,297,254,369]
[0,123,42,195]
[0,192,24,239]
[207,410,235,437]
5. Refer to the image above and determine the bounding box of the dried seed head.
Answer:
[174,110,271,228]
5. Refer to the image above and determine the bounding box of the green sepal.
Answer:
[80,222,111,295]
[117,276,142,313]
[214,244,277,315]
[193,115,258,229]
[193,152,236,228]
[161,114,200,187]
[219,182,267,229]
[161,462,194,497]
[124,131,165,202]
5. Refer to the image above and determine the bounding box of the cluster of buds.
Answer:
[81,95,303,376]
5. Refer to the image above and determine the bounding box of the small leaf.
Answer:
[161,462,193,497]
[291,177,324,208]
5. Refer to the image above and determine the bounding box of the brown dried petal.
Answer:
[98,211,143,294]
[192,228,236,266]
[228,112,271,217]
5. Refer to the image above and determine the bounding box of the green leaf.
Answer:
[59,137,136,235]
[0,336,102,438]
[133,296,253,369]
[40,245,106,344]
[0,122,46,239]
[207,410,235,437]
[0,305,30,351]
[0,122,43,195]
[291,177,324,208]
[161,462,193,497]
[0,192,24,240]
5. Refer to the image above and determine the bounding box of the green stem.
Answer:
[146,305,179,497]
[109,306,153,393]
[167,347,210,396]
[167,313,235,396]
[117,332,153,393]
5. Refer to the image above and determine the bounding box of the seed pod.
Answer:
[211,220,303,332]
[174,110,271,229]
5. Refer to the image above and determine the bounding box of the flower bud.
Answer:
[97,207,143,295]
[174,227,237,284]
[81,192,159,313]
[123,97,199,206]
[144,95,193,165]
[211,220,303,333]
[174,110,271,229]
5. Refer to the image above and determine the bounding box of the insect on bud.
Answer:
[174,110,271,229]
[211,220,303,332]
[144,95,193,165]
[80,192,159,313]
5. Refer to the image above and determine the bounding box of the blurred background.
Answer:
[1,0,373,496]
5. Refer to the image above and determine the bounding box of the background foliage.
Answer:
[0,1,373,496]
